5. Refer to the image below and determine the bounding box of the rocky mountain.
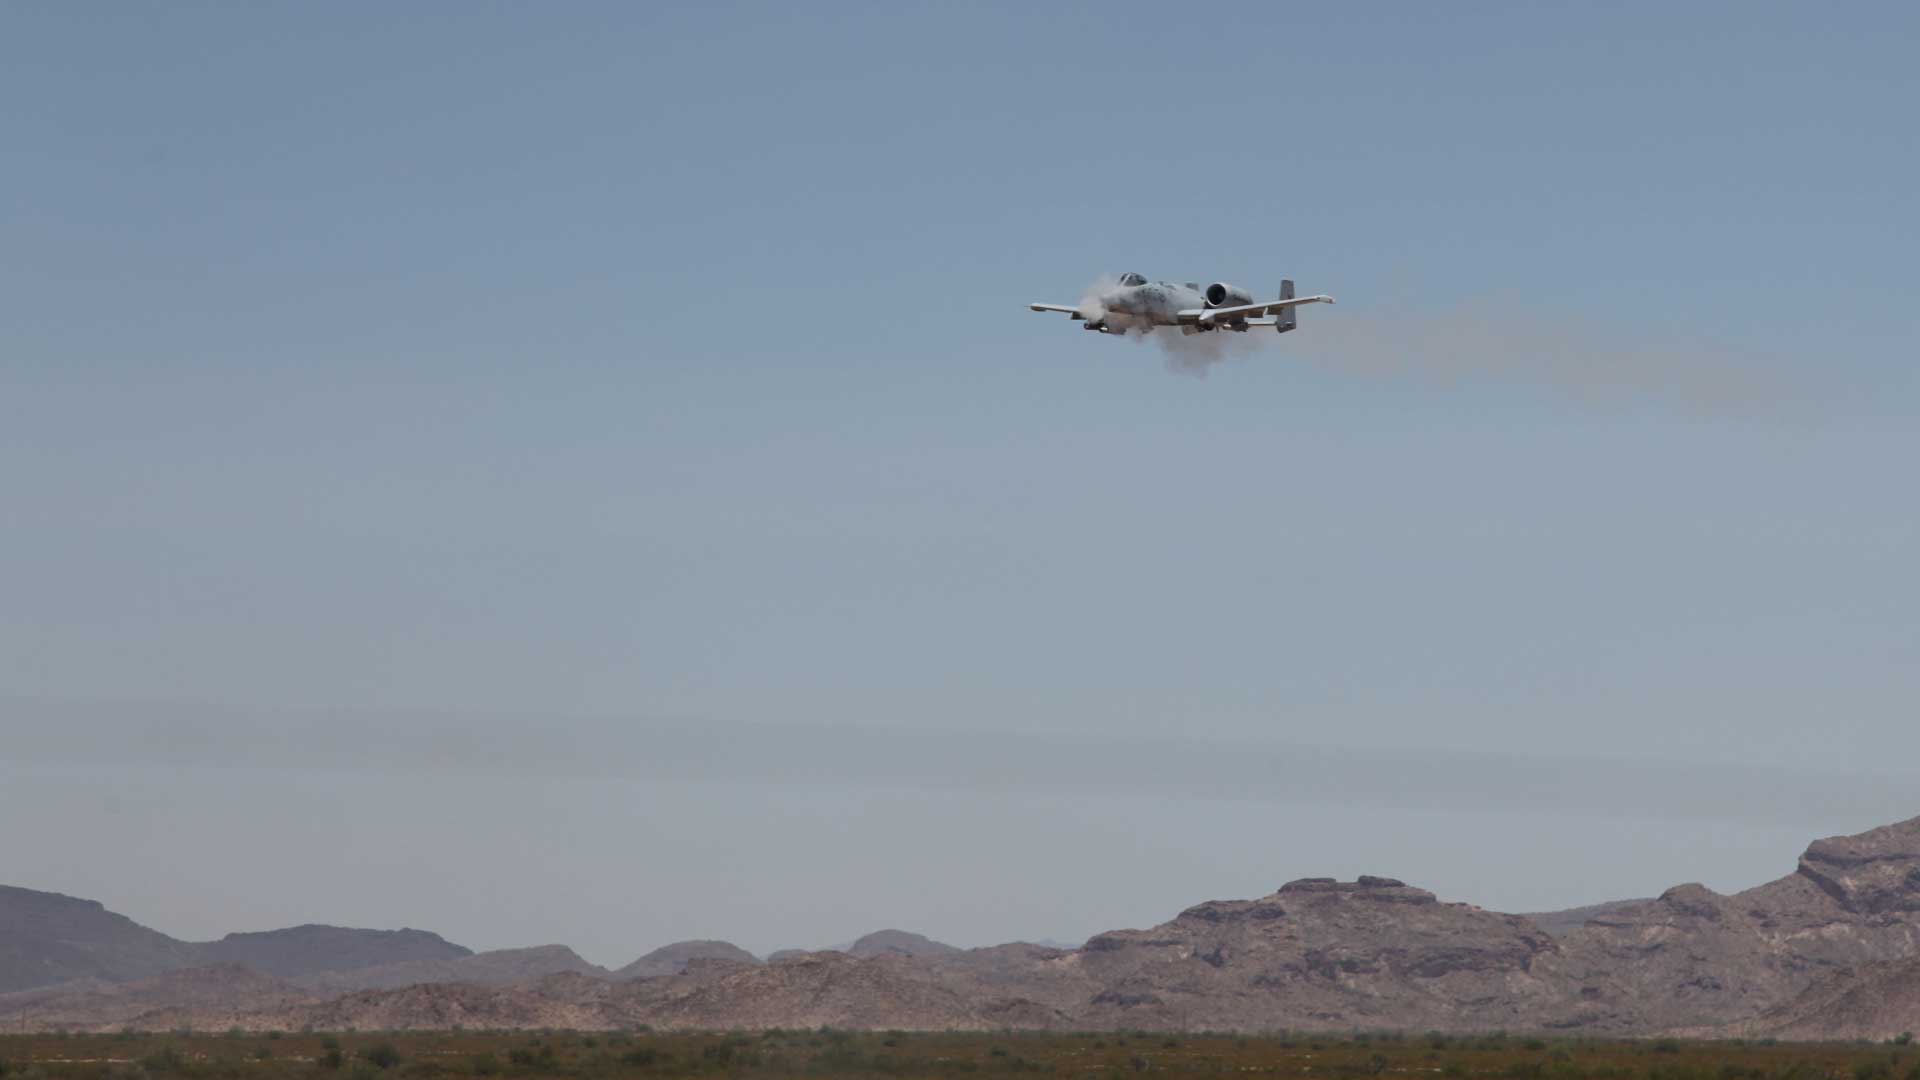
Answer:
[289,975,613,1032]
[0,965,314,1031]
[846,930,962,959]
[292,945,608,993]
[0,886,203,992]
[6,815,1919,1036]
[1741,956,1920,1041]
[0,886,475,994]
[1544,814,1920,1031]
[613,940,759,979]
[201,925,471,978]
[617,952,1037,1030]
[1036,876,1576,1032]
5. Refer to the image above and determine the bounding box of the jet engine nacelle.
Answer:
[1205,282,1252,308]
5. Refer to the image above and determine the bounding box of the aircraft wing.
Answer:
[1175,294,1335,325]
[1029,303,1084,319]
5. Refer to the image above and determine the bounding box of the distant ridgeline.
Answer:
[5,815,1920,1038]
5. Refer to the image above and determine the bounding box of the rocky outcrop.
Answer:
[1795,819,1920,915]
[1054,876,1573,1032]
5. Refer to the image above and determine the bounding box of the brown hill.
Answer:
[289,978,610,1032]
[292,945,609,993]
[1,885,489,996]
[614,940,758,979]
[0,964,314,1032]
[847,930,962,959]
[614,951,1056,1030]
[201,925,470,978]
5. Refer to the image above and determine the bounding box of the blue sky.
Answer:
[3,3,1917,961]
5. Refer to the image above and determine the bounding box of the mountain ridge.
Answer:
[6,814,1919,1036]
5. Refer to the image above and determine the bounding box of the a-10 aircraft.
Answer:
[1029,272,1335,335]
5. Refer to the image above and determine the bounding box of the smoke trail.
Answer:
[1304,297,1787,414]
[1082,276,1788,409]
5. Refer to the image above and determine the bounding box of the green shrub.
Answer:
[363,1043,401,1070]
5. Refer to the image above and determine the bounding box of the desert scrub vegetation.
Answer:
[2,1031,1919,1079]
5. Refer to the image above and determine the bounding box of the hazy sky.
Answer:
[3,4,1917,966]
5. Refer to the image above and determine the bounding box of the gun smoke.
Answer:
[1085,276,1784,411]
[1077,275,1272,376]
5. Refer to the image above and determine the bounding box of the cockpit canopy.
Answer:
[1116,272,1147,287]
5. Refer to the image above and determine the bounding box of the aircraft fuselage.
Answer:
[1031,273,1328,337]
[1082,279,1261,334]
[1088,281,1204,329]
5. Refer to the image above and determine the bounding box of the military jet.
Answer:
[1029,272,1334,335]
